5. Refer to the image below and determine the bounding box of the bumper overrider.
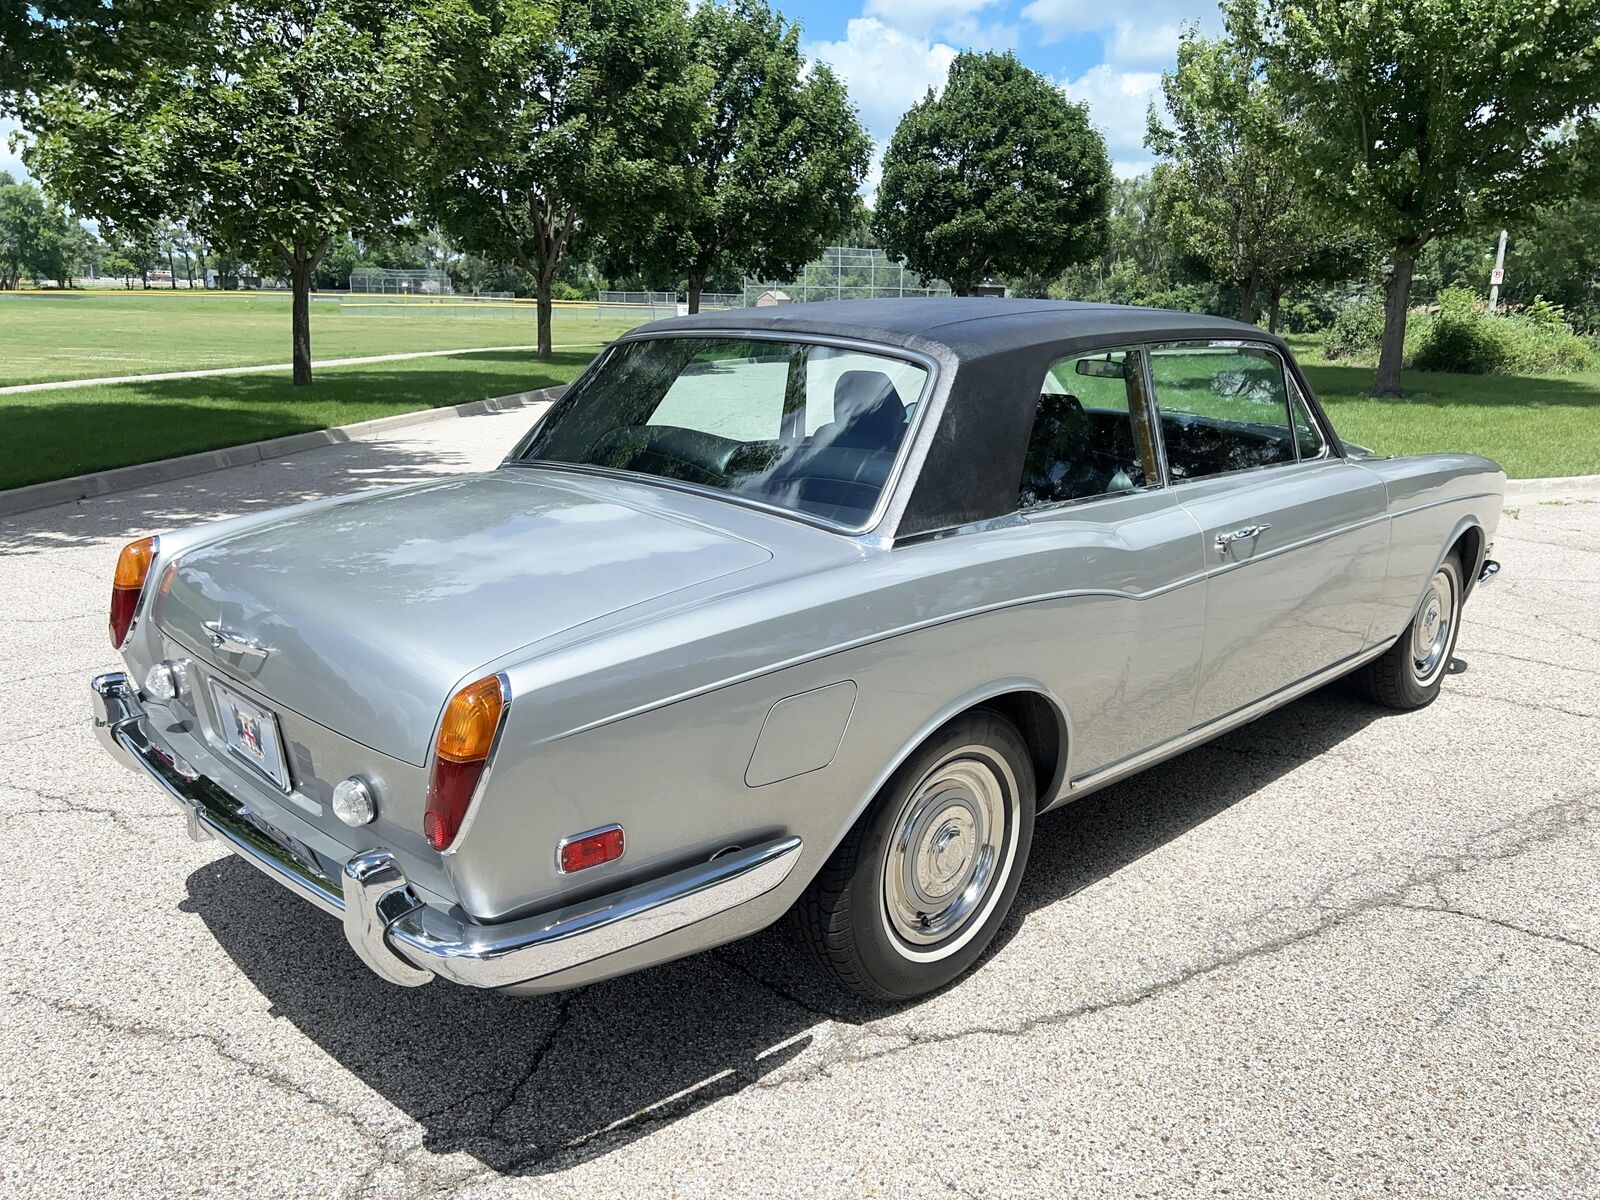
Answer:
[91,673,802,989]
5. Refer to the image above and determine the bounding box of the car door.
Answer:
[1147,342,1390,727]
[1013,345,1209,779]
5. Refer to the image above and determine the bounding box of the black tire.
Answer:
[791,708,1036,1001]
[1360,550,1465,710]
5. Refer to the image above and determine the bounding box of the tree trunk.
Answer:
[1238,270,1260,326]
[291,257,313,387]
[1266,283,1283,335]
[167,248,177,289]
[536,283,553,360]
[687,273,703,315]
[1375,251,1415,397]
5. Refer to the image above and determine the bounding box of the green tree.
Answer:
[620,0,869,313]
[1229,0,1600,394]
[874,51,1112,295]
[1146,29,1360,330]
[428,0,706,357]
[1,2,214,113]
[24,0,472,384]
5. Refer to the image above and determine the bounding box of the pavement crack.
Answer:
[14,991,392,1154]
[1401,902,1600,960]
[484,991,576,1137]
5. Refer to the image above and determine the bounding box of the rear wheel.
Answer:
[1360,551,1464,710]
[792,709,1035,1001]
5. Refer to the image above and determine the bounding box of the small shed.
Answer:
[754,289,792,307]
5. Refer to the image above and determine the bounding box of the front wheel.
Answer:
[1359,551,1464,710]
[791,709,1035,1001]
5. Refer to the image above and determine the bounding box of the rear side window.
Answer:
[1149,346,1295,481]
[1019,347,1160,509]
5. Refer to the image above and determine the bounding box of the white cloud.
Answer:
[1023,0,1211,42]
[1060,63,1165,174]
[0,118,29,181]
[1107,21,1185,64]
[864,0,1002,38]
[805,17,959,141]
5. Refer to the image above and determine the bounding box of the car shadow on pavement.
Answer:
[182,678,1387,1177]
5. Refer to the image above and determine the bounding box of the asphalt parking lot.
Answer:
[1,411,1596,1198]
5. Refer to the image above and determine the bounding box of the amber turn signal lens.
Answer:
[435,675,505,764]
[113,537,157,589]
[109,536,158,648]
[424,675,507,852]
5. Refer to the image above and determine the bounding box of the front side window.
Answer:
[1149,345,1296,481]
[1019,347,1160,509]
[514,337,927,527]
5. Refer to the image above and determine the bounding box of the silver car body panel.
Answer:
[98,302,1506,990]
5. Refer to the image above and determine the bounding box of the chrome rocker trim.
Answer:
[92,672,803,990]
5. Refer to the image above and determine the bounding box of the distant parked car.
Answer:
[92,299,1503,1000]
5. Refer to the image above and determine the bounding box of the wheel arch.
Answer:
[846,678,1070,834]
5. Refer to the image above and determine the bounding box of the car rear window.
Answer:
[512,337,929,528]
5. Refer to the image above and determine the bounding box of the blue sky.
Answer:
[791,0,1222,189]
[0,1,1220,189]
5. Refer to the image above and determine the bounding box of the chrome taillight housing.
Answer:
[109,536,158,648]
[423,674,507,851]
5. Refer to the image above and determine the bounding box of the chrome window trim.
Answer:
[1015,343,1168,518]
[1145,339,1308,484]
[1286,370,1332,461]
[506,330,942,539]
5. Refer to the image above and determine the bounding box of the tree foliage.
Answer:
[0,170,91,288]
[22,0,472,383]
[1146,28,1369,330]
[427,0,706,357]
[616,0,869,313]
[875,51,1112,295]
[1228,0,1600,393]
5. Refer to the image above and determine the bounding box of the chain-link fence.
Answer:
[598,290,678,320]
[349,267,453,297]
[745,247,949,306]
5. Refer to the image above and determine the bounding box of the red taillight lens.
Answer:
[558,825,624,874]
[423,675,505,851]
[109,536,157,647]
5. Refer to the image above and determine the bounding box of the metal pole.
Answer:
[1488,229,1508,314]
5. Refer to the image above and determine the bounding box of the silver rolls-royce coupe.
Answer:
[91,299,1504,1000]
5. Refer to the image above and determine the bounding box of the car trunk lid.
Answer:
[154,470,772,764]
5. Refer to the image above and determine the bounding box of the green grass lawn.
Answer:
[0,290,640,385]
[0,348,601,491]
[1289,336,1600,479]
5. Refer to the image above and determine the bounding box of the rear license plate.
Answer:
[209,680,291,791]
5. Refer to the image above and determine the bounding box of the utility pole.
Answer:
[1488,229,1508,314]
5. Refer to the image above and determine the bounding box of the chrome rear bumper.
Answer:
[92,673,802,989]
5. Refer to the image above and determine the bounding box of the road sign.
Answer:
[1490,267,1504,286]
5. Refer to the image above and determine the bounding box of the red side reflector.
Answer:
[558,825,624,874]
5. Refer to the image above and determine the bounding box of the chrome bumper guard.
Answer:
[92,673,803,989]
[1478,558,1500,585]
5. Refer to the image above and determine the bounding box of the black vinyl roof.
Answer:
[636,297,1278,359]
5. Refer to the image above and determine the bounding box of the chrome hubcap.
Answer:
[1411,568,1456,683]
[885,753,1010,947]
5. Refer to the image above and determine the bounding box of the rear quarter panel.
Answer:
[447,513,1204,924]
[1355,453,1505,642]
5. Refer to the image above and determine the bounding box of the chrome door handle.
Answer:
[1215,523,1270,553]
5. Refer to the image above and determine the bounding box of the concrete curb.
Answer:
[1504,474,1600,503]
[0,385,565,520]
